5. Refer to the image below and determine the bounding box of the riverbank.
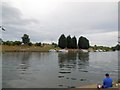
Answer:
[1,45,87,52]
[1,45,113,52]
[1,45,60,52]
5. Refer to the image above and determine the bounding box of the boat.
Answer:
[58,49,68,53]
[81,49,88,53]
[49,49,56,52]
[99,49,103,52]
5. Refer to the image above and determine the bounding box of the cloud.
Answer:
[2,2,38,41]
[1,1,118,46]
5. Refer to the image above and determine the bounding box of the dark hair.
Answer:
[105,73,109,77]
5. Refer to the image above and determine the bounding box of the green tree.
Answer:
[28,42,32,46]
[3,41,13,46]
[78,36,89,49]
[52,42,58,47]
[71,36,77,49]
[66,35,72,48]
[35,42,41,46]
[21,34,30,45]
[58,34,67,49]
[116,44,120,50]
[13,41,22,46]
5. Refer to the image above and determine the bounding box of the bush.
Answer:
[28,42,32,46]
[35,42,41,46]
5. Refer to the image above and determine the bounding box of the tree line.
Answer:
[2,34,41,46]
[1,33,120,51]
[111,44,120,51]
[1,34,90,49]
[58,34,90,49]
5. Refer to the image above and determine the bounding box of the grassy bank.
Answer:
[1,45,106,52]
[1,45,61,52]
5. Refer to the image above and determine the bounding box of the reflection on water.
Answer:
[78,52,89,61]
[57,52,90,88]
[58,52,89,71]
[78,52,89,70]
[2,52,118,88]
[2,52,33,88]
[58,52,77,69]
[18,52,31,72]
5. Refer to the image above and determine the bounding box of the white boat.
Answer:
[58,49,68,53]
[95,50,99,52]
[81,49,88,53]
[99,49,103,52]
[49,49,56,52]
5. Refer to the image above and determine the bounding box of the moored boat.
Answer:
[58,49,68,53]
[49,49,56,52]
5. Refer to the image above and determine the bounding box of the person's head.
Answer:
[105,73,109,77]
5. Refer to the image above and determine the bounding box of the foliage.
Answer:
[58,35,89,49]
[61,35,78,49]
[91,45,112,51]
[58,34,67,49]
[52,42,58,47]
[66,35,72,48]
[13,41,22,46]
[21,34,30,45]
[28,42,33,46]
[78,36,89,49]
[111,44,120,51]
[35,42,41,46]
[71,36,77,49]
[3,41,22,46]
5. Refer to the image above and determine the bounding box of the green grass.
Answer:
[1,45,60,52]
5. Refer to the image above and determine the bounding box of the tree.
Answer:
[35,42,41,46]
[52,42,58,47]
[13,41,22,46]
[28,42,32,46]
[3,41,13,46]
[21,34,30,45]
[58,34,67,49]
[71,36,77,49]
[78,36,89,49]
[111,44,120,51]
[66,36,77,49]
[66,35,72,48]
[115,44,120,50]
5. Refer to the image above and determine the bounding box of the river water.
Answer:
[2,51,118,88]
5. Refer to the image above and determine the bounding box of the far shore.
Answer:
[1,45,90,52]
[1,45,59,52]
[1,45,114,52]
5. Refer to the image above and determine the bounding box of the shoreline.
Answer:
[1,45,88,52]
[1,45,58,52]
[77,83,120,89]
[1,45,114,52]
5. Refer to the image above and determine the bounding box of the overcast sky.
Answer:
[1,0,119,46]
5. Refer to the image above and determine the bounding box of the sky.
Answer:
[1,0,119,46]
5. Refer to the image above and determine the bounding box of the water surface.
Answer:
[2,51,118,88]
